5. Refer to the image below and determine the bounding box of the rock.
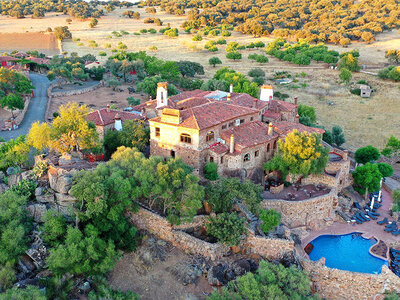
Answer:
[26,231,48,268]
[35,187,46,196]
[0,171,4,181]
[0,183,9,195]
[48,167,74,194]
[78,281,91,292]
[231,245,241,254]
[21,170,34,181]
[36,193,55,203]
[6,167,17,176]
[27,204,48,223]
[18,255,36,275]
[168,263,203,286]
[231,259,251,276]
[207,263,229,286]
[8,173,22,187]
[280,251,296,267]
[55,193,77,206]
[274,224,287,239]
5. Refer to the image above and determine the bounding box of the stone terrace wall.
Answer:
[299,256,400,300]
[262,189,337,230]
[49,81,103,98]
[129,208,295,261]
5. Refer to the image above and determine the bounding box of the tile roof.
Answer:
[175,97,212,109]
[273,121,325,136]
[209,142,229,154]
[220,121,278,151]
[227,93,268,110]
[0,56,18,62]
[269,99,297,112]
[168,89,210,102]
[263,110,281,120]
[25,56,50,65]
[151,102,258,130]
[86,108,144,126]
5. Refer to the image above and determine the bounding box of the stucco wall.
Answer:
[299,256,400,300]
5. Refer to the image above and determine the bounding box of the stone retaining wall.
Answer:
[299,256,400,299]
[49,81,103,98]
[129,208,295,261]
[262,189,337,230]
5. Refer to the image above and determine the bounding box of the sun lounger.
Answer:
[367,211,378,220]
[392,230,400,236]
[392,249,400,254]
[357,213,368,221]
[385,226,398,232]
[386,222,397,228]
[354,202,363,210]
[377,218,389,225]
[354,215,364,223]
[370,211,380,216]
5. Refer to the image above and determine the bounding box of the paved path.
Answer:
[0,73,51,141]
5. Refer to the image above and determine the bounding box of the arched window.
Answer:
[206,131,215,142]
[180,133,192,144]
[244,153,250,162]
[273,140,277,149]
[267,143,270,152]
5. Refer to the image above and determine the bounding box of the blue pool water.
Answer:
[308,232,388,274]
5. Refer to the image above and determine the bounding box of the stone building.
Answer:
[86,106,145,139]
[143,82,324,176]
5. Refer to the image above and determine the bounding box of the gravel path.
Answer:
[0,73,51,141]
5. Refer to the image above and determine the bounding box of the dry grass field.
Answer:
[0,7,399,150]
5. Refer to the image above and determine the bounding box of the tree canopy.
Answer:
[352,162,382,196]
[354,145,380,165]
[264,130,329,179]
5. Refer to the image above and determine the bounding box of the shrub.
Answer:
[208,45,218,52]
[164,28,178,38]
[149,45,158,51]
[226,51,242,60]
[354,145,380,164]
[248,68,265,78]
[41,210,67,247]
[350,88,361,95]
[209,57,222,67]
[0,263,16,290]
[140,29,147,33]
[204,162,218,181]
[216,38,226,45]
[255,55,269,63]
[221,30,231,37]
[126,97,140,106]
[10,179,37,200]
[252,76,265,85]
[149,28,157,34]
[259,209,281,234]
[206,212,246,246]
[99,51,107,57]
[192,34,202,41]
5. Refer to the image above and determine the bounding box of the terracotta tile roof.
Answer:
[86,108,144,126]
[273,121,325,136]
[227,93,268,110]
[209,142,229,154]
[25,56,50,65]
[0,56,18,62]
[263,110,281,120]
[220,121,278,151]
[269,99,297,112]
[169,89,210,102]
[151,102,258,130]
[176,97,212,109]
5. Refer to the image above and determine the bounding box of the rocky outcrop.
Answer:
[27,204,48,223]
[48,167,74,194]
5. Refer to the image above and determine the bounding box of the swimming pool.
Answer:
[308,232,388,274]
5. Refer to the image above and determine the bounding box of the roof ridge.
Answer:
[98,110,104,125]
[189,107,200,130]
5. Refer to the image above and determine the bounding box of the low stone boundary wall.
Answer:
[299,256,400,299]
[262,188,337,230]
[129,208,295,261]
[49,81,102,98]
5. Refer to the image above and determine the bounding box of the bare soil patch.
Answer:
[0,32,58,55]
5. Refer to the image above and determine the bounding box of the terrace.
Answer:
[262,183,331,201]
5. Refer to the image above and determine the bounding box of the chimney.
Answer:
[141,107,146,117]
[229,134,235,153]
[296,114,300,122]
[253,98,258,108]
[106,104,110,112]
[149,95,152,101]
[268,123,274,136]
[294,97,298,105]
[229,84,233,93]
[260,85,274,102]
[156,82,168,108]
[227,93,231,102]
[114,113,122,131]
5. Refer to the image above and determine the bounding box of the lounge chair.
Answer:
[392,249,400,254]
[370,211,380,216]
[386,222,397,228]
[361,213,370,221]
[377,218,389,225]
[354,202,363,210]
[354,215,364,223]
[357,213,368,221]
[392,230,400,236]
[385,226,398,232]
[367,211,378,220]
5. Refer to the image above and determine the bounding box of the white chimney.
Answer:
[156,82,168,108]
[268,123,274,136]
[260,85,273,102]
[230,134,235,153]
[229,84,233,93]
[114,113,122,131]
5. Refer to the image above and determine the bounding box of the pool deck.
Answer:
[301,188,400,259]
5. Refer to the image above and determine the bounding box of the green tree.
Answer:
[177,61,204,77]
[206,212,246,246]
[382,136,400,157]
[248,68,265,78]
[259,209,281,234]
[89,18,98,28]
[264,130,329,179]
[41,210,67,247]
[298,104,316,124]
[54,26,72,40]
[226,51,242,60]
[208,260,316,299]
[339,53,360,72]
[392,190,400,212]
[0,93,24,120]
[204,162,218,181]
[339,67,352,84]
[0,285,46,299]
[209,57,222,67]
[353,163,382,197]
[354,145,380,164]
[332,126,346,147]
[376,162,394,178]
[136,76,178,98]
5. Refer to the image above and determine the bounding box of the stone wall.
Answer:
[129,207,295,261]
[49,81,103,98]
[262,189,337,230]
[299,256,400,300]
[1,94,32,131]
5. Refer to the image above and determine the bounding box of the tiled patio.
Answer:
[301,188,399,257]
[262,183,331,201]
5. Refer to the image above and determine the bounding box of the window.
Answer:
[180,133,192,144]
[210,156,214,162]
[240,119,244,124]
[255,150,259,157]
[222,124,227,130]
[267,144,270,152]
[220,156,223,164]
[250,117,253,121]
[235,119,241,126]
[155,127,160,137]
[244,153,250,162]
[273,140,277,149]
[229,122,234,128]
[206,131,215,142]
